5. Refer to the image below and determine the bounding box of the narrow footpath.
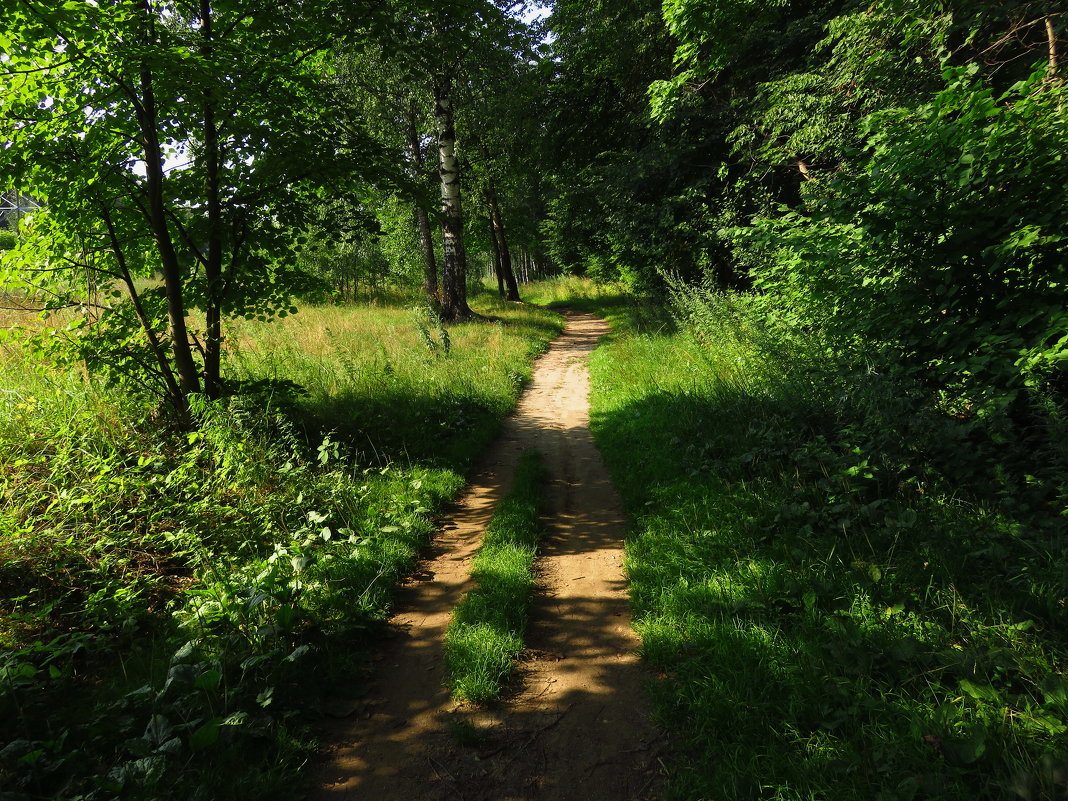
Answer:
[313,310,663,801]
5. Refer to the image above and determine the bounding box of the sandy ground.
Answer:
[312,310,663,801]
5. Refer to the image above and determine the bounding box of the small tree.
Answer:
[0,0,396,417]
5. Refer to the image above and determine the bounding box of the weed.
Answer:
[446,712,488,747]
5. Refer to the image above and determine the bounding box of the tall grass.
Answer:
[519,275,626,309]
[224,294,559,467]
[534,281,1068,801]
[0,291,563,800]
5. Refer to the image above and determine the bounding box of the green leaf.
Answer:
[943,729,986,765]
[257,686,274,707]
[958,678,1000,704]
[884,603,905,618]
[194,669,222,691]
[189,720,220,752]
[1041,676,1068,707]
[284,644,311,662]
[144,714,173,746]
[1028,711,1068,735]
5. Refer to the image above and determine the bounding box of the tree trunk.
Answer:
[415,206,438,302]
[200,0,223,400]
[487,211,505,297]
[100,203,185,405]
[407,102,439,306]
[433,76,472,321]
[1047,15,1059,79]
[486,181,520,301]
[136,10,200,408]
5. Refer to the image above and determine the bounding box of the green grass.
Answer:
[445,450,545,703]
[224,291,563,468]
[0,290,563,800]
[517,275,624,308]
[527,279,1068,801]
[522,275,678,342]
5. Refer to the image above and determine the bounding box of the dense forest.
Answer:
[1,1,1065,799]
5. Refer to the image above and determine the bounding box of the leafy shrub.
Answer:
[0,395,460,800]
[734,62,1068,418]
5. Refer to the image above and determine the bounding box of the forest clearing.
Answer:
[2,1,1067,800]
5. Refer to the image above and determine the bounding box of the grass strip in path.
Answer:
[315,309,661,801]
[445,449,545,702]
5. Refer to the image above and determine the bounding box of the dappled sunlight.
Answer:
[313,310,663,801]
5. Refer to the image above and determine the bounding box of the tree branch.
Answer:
[1047,15,1060,79]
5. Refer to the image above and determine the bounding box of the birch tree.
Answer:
[417,1,532,320]
[433,71,472,320]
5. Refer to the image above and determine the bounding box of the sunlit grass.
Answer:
[533,282,1068,801]
[445,450,545,703]
[224,293,561,466]
[519,275,624,307]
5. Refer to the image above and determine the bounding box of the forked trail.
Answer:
[314,310,663,801]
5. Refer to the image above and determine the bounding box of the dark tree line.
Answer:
[540,0,1066,410]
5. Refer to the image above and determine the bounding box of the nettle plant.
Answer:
[0,1,398,418]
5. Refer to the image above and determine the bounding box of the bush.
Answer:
[734,62,1068,417]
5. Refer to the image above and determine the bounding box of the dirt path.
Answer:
[313,310,663,801]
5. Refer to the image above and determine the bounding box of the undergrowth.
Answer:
[445,450,545,703]
[537,279,1068,801]
[0,290,562,800]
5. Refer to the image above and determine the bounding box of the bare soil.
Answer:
[313,310,663,801]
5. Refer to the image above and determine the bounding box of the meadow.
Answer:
[529,278,1068,801]
[0,289,562,800]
